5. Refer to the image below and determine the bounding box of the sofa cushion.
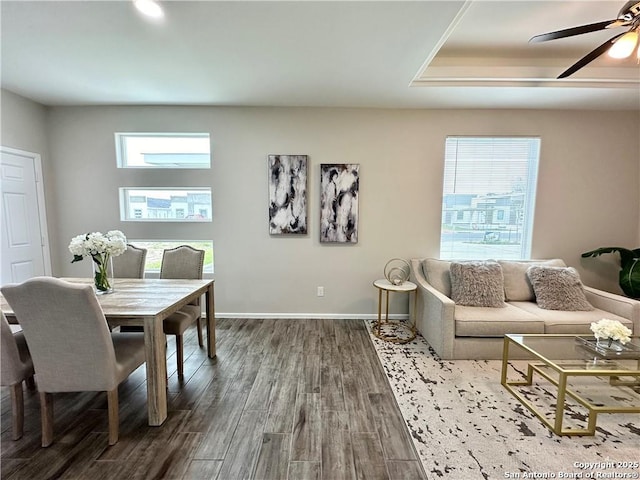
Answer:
[455,303,544,336]
[422,258,452,297]
[510,302,634,334]
[499,259,566,302]
[527,266,593,311]
[450,261,506,308]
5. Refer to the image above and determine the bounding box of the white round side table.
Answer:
[372,279,417,344]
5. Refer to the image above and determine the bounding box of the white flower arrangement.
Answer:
[69,230,127,260]
[589,318,632,345]
[69,230,127,293]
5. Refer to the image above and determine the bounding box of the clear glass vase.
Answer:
[92,253,114,294]
[596,337,623,351]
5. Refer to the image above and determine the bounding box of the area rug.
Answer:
[367,323,640,480]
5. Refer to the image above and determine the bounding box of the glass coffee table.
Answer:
[501,334,640,436]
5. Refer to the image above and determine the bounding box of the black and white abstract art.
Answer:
[320,164,359,243]
[268,155,308,235]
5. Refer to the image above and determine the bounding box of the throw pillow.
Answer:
[499,259,566,301]
[526,266,593,311]
[449,261,506,308]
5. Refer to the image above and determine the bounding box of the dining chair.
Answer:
[1,311,35,440]
[160,245,205,378]
[1,277,146,447]
[113,244,147,333]
[112,243,147,279]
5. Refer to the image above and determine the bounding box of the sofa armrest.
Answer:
[410,258,456,359]
[584,286,640,334]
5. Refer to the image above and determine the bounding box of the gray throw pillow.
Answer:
[450,261,506,308]
[526,266,593,311]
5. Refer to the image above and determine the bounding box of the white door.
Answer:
[1,147,50,285]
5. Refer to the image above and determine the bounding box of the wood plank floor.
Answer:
[1,318,426,480]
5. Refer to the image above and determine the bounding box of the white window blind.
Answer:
[440,136,540,260]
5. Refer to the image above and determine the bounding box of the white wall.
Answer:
[7,100,640,316]
[0,90,58,262]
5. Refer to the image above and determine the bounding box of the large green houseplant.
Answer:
[581,247,640,299]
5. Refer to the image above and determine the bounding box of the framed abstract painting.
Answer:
[268,155,308,235]
[320,163,359,243]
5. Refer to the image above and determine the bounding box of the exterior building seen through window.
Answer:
[439,136,540,260]
[119,188,212,222]
[115,133,210,168]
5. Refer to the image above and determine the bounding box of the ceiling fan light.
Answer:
[608,31,638,58]
[134,0,164,19]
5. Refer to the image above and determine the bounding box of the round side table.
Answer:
[372,279,417,344]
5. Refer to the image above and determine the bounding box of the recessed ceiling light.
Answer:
[134,0,164,19]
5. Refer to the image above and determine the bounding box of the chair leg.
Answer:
[10,382,24,441]
[196,318,203,348]
[176,334,184,378]
[39,392,54,447]
[107,389,119,446]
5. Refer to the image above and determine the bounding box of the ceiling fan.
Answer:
[529,0,640,78]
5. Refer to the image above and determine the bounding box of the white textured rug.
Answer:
[367,324,640,480]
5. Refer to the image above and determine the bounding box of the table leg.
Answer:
[144,315,167,426]
[206,282,216,358]
[376,288,382,336]
[501,337,510,385]
[384,290,390,324]
[553,372,568,434]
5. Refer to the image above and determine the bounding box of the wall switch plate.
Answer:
[317,286,324,297]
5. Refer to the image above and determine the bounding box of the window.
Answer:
[115,133,210,168]
[440,137,540,260]
[128,240,214,274]
[119,188,212,222]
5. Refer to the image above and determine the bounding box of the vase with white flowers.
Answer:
[69,230,127,294]
[589,318,632,348]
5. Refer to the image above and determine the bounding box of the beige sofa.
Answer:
[409,258,640,360]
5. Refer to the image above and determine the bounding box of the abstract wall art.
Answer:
[320,163,359,243]
[268,154,308,235]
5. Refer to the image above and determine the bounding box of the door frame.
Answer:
[1,145,52,278]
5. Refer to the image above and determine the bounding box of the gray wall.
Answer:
[3,93,639,316]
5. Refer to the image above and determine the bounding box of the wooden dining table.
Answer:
[1,277,216,426]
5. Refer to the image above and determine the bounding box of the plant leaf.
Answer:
[581,247,639,265]
[583,246,640,298]
[619,258,640,299]
[71,255,84,263]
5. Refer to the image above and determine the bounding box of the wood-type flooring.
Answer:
[1,318,425,480]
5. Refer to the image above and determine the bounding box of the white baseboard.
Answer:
[213,312,409,320]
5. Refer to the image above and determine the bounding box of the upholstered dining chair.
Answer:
[113,244,147,333]
[1,311,35,440]
[112,243,147,279]
[160,245,205,378]
[1,277,146,447]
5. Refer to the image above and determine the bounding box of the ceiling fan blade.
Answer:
[529,20,619,43]
[557,32,626,78]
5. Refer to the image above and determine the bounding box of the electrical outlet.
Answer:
[317,286,325,297]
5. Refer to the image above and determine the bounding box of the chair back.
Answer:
[160,245,204,307]
[1,277,120,392]
[1,311,33,386]
[160,245,204,280]
[113,244,147,278]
